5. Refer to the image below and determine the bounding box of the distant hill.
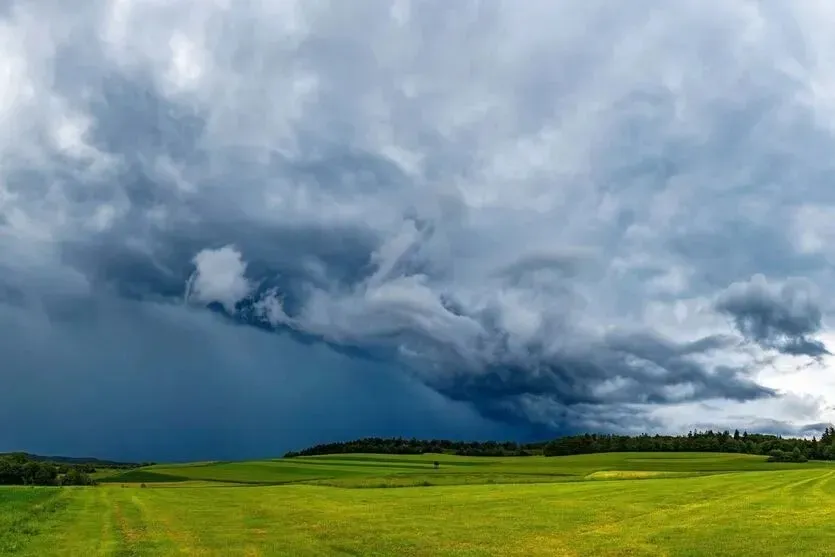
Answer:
[0,452,147,487]
[0,452,146,468]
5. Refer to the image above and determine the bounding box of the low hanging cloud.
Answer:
[715,274,830,358]
[3,0,835,458]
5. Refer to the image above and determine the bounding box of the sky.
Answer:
[3,0,835,461]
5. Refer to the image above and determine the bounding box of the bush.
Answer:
[61,467,93,486]
[767,449,808,463]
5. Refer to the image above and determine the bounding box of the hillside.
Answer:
[99,451,834,488]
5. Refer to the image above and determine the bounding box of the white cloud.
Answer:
[186,245,252,313]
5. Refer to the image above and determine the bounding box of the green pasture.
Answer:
[98,451,835,487]
[3,452,835,555]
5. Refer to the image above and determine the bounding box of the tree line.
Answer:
[540,429,835,463]
[285,428,835,463]
[284,437,543,458]
[0,453,143,486]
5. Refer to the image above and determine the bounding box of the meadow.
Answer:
[3,452,835,556]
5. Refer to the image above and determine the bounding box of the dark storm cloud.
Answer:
[715,274,830,357]
[2,0,835,459]
[416,328,774,430]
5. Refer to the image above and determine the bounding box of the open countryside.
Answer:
[4,450,835,556]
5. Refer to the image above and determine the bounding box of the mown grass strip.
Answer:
[0,489,69,554]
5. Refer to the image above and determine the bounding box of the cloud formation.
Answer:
[2,0,835,458]
[716,274,830,357]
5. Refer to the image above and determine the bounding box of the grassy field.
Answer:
[3,452,835,555]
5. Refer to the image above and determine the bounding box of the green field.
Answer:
[3,452,835,556]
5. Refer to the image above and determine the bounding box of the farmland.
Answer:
[3,452,835,555]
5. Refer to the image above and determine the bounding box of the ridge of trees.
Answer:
[284,438,541,458]
[284,428,835,463]
[0,453,145,486]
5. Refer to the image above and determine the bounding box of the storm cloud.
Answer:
[3,0,835,459]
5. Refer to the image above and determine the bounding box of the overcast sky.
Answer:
[3,0,835,461]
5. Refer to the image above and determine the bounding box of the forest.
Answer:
[285,427,835,463]
[284,437,541,458]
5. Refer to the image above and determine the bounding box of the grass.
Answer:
[90,468,133,481]
[0,489,69,554]
[5,452,835,555]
